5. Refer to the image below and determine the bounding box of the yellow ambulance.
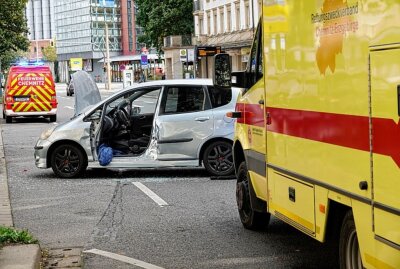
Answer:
[213,1,400,268]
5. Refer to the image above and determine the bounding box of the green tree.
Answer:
[136,0,193,53]
[0,0,30,55]
[42,45,57,62]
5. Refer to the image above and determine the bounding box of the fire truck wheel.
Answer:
[203,140,234,176]
[236,161,270,230]
[49,115,57,122]
[5,116,12,123]
[339,211,363,269]
[50,144,87,178]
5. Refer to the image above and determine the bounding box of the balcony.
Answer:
[163,35,194,48]
[193,0,203,14]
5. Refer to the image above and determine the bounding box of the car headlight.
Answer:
[40,126,56,140]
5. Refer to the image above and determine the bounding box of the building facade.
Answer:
[55,0,143,82]
[25,0,56,60]
[193,0,261,77]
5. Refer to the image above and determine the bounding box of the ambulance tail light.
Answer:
[226,111,242,119]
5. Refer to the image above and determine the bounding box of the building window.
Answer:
[227,7,231,32]
[235,5,240,30]
[213,11,217,35]
[220,8,224,33]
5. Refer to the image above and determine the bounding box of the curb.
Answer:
[0,122,41,269]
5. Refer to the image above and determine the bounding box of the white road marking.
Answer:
[65,106,74,110]
[84,249,165,269]
[133,182,168,207]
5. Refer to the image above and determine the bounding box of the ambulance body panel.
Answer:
[218,1,400,268]
[3,65,57,123]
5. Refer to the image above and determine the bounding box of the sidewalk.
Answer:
[0,123,41,269]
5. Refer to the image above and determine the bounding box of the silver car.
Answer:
[34,71,240,178]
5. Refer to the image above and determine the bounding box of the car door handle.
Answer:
[195,116,210,122]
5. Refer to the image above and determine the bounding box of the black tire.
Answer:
[49,115,57,122]
[5,116,12,123]
[203,140,234,176]
[339,211,363,269]
[236,161,270,230]
[50,144,87,178]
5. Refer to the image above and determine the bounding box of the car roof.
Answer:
[125,79,214,90]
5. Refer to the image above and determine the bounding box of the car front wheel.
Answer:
[203,140,234,176]
[50,144,87,178]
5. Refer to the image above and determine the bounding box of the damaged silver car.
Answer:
[34,71,240,178]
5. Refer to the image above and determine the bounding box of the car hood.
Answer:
[72,71,102,116]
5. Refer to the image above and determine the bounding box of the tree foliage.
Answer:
[42,45,57,62]
[0,50,29,71]
[0,0,30,55]
[136,0,193,53]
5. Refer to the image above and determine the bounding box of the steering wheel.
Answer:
[116,106,130,127]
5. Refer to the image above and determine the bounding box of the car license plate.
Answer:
[14,96,30,102]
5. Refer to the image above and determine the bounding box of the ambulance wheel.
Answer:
[203,140,234,176]
[49,115,57,122]
[50,144,87,178]
[236,161,270,230]
[339,211,363,269]
[5,116,12,123]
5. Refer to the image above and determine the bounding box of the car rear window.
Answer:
[207,86,232,108]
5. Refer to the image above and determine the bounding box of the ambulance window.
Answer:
[247,23,263,89]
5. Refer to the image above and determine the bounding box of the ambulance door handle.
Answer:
[397,85,400,116]
[258,99,264,105]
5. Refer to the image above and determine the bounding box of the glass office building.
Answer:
[55,0,124,81]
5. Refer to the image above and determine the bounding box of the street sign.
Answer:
[70,58,83,71]
[180,49,187,62]
[196,46,221,57]
[140,54,148,65]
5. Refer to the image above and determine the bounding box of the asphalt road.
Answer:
[2,84,337,269]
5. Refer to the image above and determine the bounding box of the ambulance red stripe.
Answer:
[236,104,400,166]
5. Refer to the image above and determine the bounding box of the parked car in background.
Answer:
[3,65,57,123]
[34,71,240,178]
[66,79,74,96]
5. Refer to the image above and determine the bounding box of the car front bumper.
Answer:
[34,139,51,168]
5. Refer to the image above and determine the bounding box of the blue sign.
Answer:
[140,55,148,65]
[100,0,114,7]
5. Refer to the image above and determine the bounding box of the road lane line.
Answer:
[84,249,165,269]
[133,182,168,207]
[65,106,74,110]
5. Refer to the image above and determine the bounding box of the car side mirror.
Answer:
[213,53,232,89]
[83,109,101,122]
[132,106,141,114]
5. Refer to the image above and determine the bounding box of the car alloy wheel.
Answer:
[50,144,87,178]
[203,140,234,176]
